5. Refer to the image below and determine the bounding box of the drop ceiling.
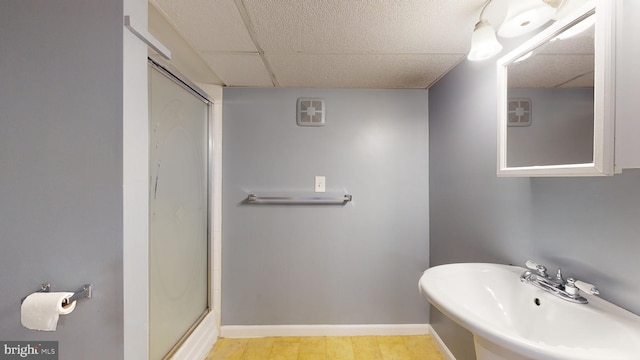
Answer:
[149,0,488,89]
[148,0,594,89]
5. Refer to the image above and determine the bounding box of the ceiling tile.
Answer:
[559,72,594,88]
[242,0,479,54]
[150,0,497,88]
[200,53,274,87]
[266,53,463,88]
[149,3,224,85]
[508,54,594,88]
[152,0,256,52]
[540,25,594,55]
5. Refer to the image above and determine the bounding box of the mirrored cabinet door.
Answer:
[496,0,616,177]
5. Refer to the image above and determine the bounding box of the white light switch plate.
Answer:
[315,176,326,193]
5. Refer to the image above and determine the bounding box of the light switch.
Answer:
[315,176,326,193]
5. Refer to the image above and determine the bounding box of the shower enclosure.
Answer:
[148,61,211,359]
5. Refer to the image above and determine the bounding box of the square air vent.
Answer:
[297,98,325,127]
[507,98,532,127]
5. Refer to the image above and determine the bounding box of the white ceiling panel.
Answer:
[508,54,594,88]
[541,36,594,55]
[242,0,479,54]
[266,53,463,88]
[152,0,256,52]
[559,71,594,88]
[200,52,274,87]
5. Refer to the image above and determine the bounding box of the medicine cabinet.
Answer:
[497,1,615,177]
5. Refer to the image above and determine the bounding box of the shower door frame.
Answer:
[148,57,216,360]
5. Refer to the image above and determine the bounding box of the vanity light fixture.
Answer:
[514,51,534,63]
[467,0,585,62]
[498,0,556,38]
[467,0,503,61]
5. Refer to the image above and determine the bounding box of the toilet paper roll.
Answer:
[21,292,77,331]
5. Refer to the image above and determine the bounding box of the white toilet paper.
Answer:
[21,292,77,331]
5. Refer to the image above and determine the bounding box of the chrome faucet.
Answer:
[522,260,563,288]
[520,260,600,304]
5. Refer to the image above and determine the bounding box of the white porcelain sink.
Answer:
[419,263,640,360]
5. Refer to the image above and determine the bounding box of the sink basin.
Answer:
[419,263,640,360]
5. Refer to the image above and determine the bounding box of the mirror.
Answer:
[497,1,615,177]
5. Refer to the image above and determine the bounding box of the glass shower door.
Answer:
[148,64,209,359]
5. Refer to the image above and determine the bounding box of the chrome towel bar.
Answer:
[247,193,352,205]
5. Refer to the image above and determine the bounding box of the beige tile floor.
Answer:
[206,335,444,360]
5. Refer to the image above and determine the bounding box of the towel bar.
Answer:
[247,193,352,205]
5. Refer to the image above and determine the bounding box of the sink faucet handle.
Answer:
[525,260,548,277]
[575,280,600,295]
[525,260,539,269]
[565,278,579,295]
[555,268,565,283]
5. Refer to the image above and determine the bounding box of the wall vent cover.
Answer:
[507,98,532,126]
[297,98,325,126]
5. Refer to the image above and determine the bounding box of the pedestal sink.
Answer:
[419,263,640,360]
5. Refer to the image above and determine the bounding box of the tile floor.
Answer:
[206,335,444,360]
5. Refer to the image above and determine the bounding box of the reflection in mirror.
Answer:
[506,15,595,168]
[497,0,616,177]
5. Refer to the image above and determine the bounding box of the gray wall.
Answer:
[507,88,594,167]
[428,35,640,360]
[222,88,429,325]
[0,1,124,359]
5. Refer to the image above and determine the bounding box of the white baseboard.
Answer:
[428,324,456,360]
[171,311,219,360]
[220,324,431,338]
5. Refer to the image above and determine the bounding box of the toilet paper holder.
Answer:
[21,283,93,305]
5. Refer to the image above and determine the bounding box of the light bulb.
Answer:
[468,20,504,61]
